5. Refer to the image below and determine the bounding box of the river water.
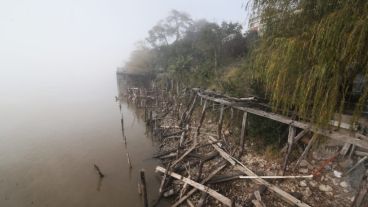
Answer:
[0,73,163,206]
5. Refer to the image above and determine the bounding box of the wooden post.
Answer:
[282,126,296,175]
[180,95,197,126]
[294,134,318,171]
[194,100,208,145]
[127,152,132,169]
[218,104,225,140]
[140,170,148,207]
[239,112,248,156]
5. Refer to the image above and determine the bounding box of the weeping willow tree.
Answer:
[247,0,368,126]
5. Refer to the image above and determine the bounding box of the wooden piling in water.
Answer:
[140,169,148,207]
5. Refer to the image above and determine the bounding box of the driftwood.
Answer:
[209,137,311,207]
[156,166,232,206]
[94,164,105,178]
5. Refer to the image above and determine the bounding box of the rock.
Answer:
[309,181,318,187]
[299,160,310,167]
[299,180,307,187]
[326,192,334,196]
[333,170,342,178]
[340,181,348,188]
[303,187,312,197]
[224,130,230,136]
[319,184,333,192]
[299,168,308,174]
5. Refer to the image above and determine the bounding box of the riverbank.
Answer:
[125,87,367,207]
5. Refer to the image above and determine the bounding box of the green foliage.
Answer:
[246,0,368,126]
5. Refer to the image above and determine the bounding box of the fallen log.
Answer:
[155,166,232,206]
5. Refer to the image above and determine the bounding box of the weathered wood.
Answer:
[294,135,318,170]
[209,174,313,183]
[344,156,368,176]
[281,129,309,153]
[171,163,227,207]
[126,152,132,169]
[340,143,352,156]
[209,137,311,207]
[171,145,196,167]
[239,175,313,179]
[197,192,208,207]
[140,170,148,207]
[351,171,368,207]
[156,166,232,206]
[193,100,208,145]
[349,145,356,158]
[282,126,296,175]
[355,150,368,157]
[186,199,195,207]
[253,190,266,207]
[218,104,225,140]
[197,92,368,149]
[239,112,248,155]
[94,164,105,178]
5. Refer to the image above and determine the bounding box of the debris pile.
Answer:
[125,87,368,207]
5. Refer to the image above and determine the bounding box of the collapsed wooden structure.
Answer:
[125,87,368,207]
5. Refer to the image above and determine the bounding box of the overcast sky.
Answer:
[0,0,247,102]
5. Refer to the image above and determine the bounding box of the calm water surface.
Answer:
[0,73,162,207]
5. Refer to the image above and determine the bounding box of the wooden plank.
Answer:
[340,143,352,156]
[197,92,368,149]
[171,163,227,207]
[209,138,311,207]
[156,166,232,207]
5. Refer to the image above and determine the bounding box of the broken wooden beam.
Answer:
[155,166,232,206]
[282,126,296,175]
[208,137,311,207]
[171,163,227,207]
[294,134,318,170]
